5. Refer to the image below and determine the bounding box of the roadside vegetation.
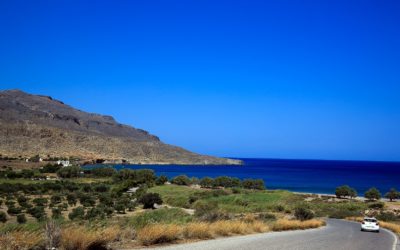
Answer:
[0,164,399,249]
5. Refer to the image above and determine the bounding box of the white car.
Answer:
[361,217,380,232]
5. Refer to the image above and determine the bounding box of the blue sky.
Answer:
[1,0,399,161]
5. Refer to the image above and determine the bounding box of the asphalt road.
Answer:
[145,219,398,250]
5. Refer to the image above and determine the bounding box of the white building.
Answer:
[57,160,71,167]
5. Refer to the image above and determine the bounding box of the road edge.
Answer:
[343,219,399,250]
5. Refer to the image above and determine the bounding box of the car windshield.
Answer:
[364,219,377,223]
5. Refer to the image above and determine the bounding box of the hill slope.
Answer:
[0,89,240,165]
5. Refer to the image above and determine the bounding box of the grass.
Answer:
[0,230,44,250]
[148,185,202,208]
[149,185,301,213]
[309,199,367,218]
[128,207,192,229]
[271,219,325,231]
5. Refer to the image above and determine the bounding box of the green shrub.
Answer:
[0,211,7,223]
[66,193,77,206]
[57,166,82,178]
[28,206,46,221]
[193,200,218,217]
[242,179,265,190]
[199,177,214,188]
[51,194,63,205]
[156,175,168,185]
[17,213,26,224]
[68,206,85,220]
[368,202,384,209]
[377,212,398,222]
[294,206,314,221]
[171,175,191,186]
[52,207,63,219]
[139,193,163,209]
[7,206,22,215]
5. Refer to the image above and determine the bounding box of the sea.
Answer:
[106,158,399,195]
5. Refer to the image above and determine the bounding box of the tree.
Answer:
[51,207,63,219]
[365,187,381,201]
[57,166,82,178]
[242,179,265,190]
[0,212,7,223]
[114,203,126,214]
[33,197,48,207]
[156,175,168,185]
[7,206,22,215]
[50,194,63,205]
[17,214,27,224]
[28,206,46,221]
[68,207,85,220]
[199,177,214,188]
[66,193,77,206]
[294,206,315,221]
[385,188,400,202]
[335,185,357,199]
[213,176,234,188]
[138,193,163,209]
[91,167,116,177]
[171,175,191,186]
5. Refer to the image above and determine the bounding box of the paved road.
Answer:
[145,219,398,250]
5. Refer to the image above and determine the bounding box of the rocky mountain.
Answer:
[0,89,240,165]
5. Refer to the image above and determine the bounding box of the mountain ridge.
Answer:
[0,89,241,165]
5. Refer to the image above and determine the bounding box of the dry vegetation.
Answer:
[137,220,270,246]
[271,219,325,231]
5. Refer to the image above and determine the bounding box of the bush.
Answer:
[193,200,218,218]
[242,179,265,190]
[7,206,22,215]
[91,167,116,177]
[294,206,314,221]
[0,211,7,223]
[171,175,191,186]
[28,206,46,221]
[156,175,168,185]
[257,212,277,221]
[365,187,381,201]
[213,176,236,188]
[68,207,85,220]
[33,197,48,206]
[139,193,163,209]
[377,212,398,222]
[199,177,214,188]
[17,214,27,224]
[57,166,82,178]
[368,202,384,209]
[51,194,63,205]
[66,193,77,206]
[52,207,63,219]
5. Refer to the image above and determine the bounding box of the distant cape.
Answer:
[0,89,241,165]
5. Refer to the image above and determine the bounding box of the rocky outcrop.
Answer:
[0,89,241,165]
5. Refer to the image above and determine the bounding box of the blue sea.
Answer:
[109,158,399,195]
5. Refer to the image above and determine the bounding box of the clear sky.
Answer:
[1,0,399,161]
